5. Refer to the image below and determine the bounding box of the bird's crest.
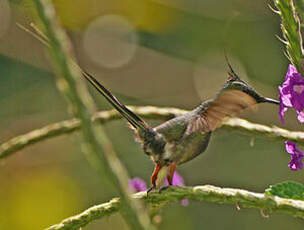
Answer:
[224,53,240,81]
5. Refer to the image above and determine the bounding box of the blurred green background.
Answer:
[0,0,304,229]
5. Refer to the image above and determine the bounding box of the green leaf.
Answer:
[266,181,304,200]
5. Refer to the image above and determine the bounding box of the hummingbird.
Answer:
[82,61,279,190]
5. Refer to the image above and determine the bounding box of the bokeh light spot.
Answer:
[83,14,137,69]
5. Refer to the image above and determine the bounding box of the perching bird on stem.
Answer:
[82,62,279,191]
[17,23,279,190]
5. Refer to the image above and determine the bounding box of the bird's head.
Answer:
[223,57,264,103]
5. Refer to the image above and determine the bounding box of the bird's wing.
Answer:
[185,89,257,135]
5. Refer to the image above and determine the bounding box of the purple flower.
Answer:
[165,171,185,186]
[285,141,304,171]
[279,64,304,123]
[129,177,147,192]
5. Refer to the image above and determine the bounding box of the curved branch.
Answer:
[1,106,304,160]
[45,185,304,230]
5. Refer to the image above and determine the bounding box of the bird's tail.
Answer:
[82,72,150,131]
[16,23,151,131]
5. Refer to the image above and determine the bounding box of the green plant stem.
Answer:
[274,0,304,73]
[45,185,304,230]
[1,106,303,160]
[30,0,154,229]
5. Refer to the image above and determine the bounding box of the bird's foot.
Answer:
[159,185,171,193]
[146,186,156,195]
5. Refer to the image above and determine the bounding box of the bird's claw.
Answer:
[146,186,155,195]
[146,185,171,195]
[159,185,171,193]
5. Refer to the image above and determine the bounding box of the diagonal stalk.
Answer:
[29,0,155,229]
